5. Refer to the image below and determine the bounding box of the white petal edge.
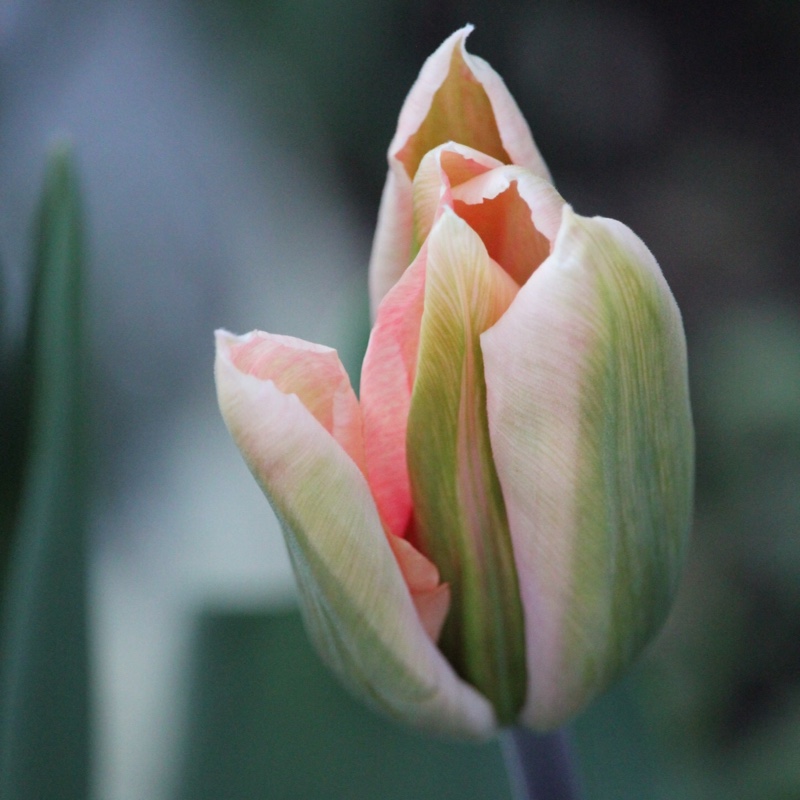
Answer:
[481,209,693,729]
[215,330,497,736]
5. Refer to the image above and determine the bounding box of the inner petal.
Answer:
[454,181,550,287]
[412,143,503,254]
[360,251,427,540]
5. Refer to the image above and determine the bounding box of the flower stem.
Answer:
[501,727,583,800]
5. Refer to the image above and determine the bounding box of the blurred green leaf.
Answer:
[0,145,90,799]
[176,607,513,800]
[0,256,29,585]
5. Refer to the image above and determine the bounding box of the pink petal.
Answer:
[362,245,456,643]
[361,249,427,539]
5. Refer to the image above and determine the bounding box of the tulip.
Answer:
[215,27,693,736]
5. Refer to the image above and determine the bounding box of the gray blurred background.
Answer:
[1,1,798,798]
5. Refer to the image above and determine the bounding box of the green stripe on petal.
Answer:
[215,332,495,737]
[482,207,693,730]
[407,210,527,724]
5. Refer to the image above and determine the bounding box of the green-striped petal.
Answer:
[215,331,496,736]
[406,210,527,724]
[481,207,694,730]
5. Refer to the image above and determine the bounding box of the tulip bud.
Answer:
[215,27,693,736]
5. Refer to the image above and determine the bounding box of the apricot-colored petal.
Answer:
[410,583,451,644]
[215,331,496,735]
[452,167,565,286]
[387,535,451,641]
[412,143,504,254]
[481,208,693,730]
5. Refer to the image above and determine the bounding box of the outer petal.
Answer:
[369,25,551,313]
[224,330,366,470]
[215,331,496,736]
[481,208,693,730]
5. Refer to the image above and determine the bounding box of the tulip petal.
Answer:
[409,147,564,287]
[215,331,496,736]
[360,250,455,642]
[224,330,366,471]
[390,26,550,182]
[369,26,551,313]
[361,250,426,540]
[481,208,694,730]
[452,167,565,286]
[406,210,527,724]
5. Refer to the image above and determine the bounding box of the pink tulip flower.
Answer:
[215,26,693,736]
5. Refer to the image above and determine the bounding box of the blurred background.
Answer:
[1,1,798,798]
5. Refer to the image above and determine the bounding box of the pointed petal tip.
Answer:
[214,326,238,353]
